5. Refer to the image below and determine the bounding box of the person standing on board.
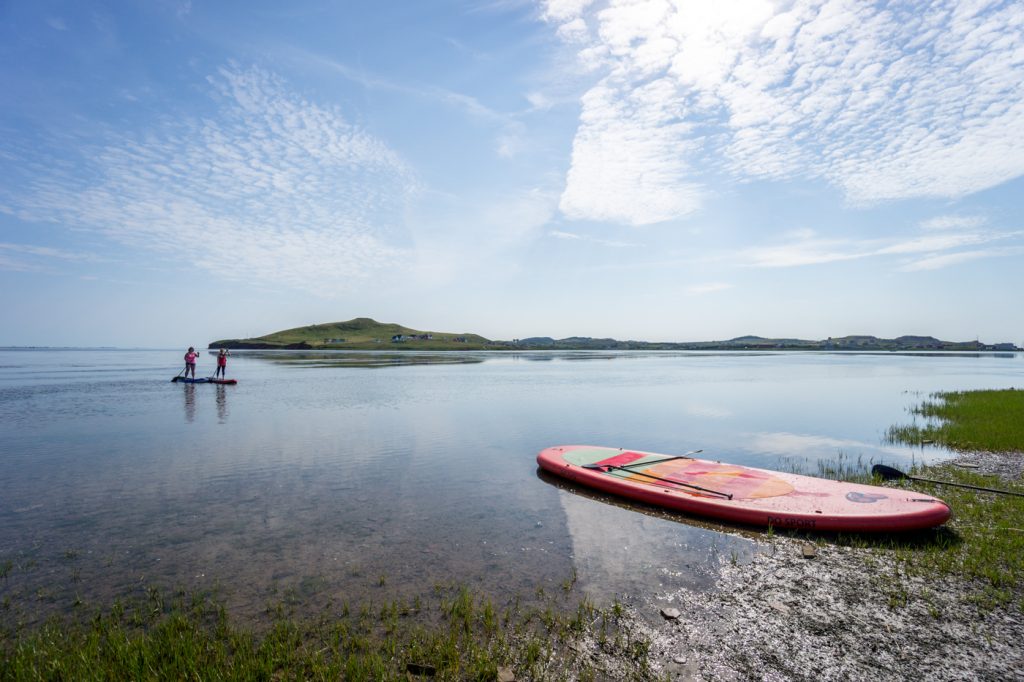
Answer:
[183,346,199,379]
[215,348,230,379]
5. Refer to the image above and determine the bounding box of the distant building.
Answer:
[323,338,346,344]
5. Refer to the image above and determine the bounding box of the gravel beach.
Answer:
[577,452,1024,682]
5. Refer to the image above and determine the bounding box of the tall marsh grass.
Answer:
[886,388,1024,451]
[870,388,1024,608]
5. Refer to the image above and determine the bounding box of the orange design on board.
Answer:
[628,460,794,500]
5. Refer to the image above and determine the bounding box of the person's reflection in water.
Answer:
[183,383,196,423]
[216,384,229,423]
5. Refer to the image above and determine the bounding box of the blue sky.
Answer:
[1,0,1022,347]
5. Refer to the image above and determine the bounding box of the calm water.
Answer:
[1,349,1021,624]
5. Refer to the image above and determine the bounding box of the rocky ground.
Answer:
[578,452,1024,682]
[637,539,1024,681]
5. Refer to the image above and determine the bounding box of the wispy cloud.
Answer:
[287,47,531,158]
[0,242,104,274]
[543,0,1024,225]
[898,247,1024,272]
[920,215,986,231]
[736,227,1022,271]
[685,282,732,295]
[3,65,416,295]
[549,229,636,247]
[0,242,97,261]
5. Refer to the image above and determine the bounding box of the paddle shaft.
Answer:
[906,474,1024,498]
[589,463,732,499]
[874,463,1024,497]
[614,450,703,471]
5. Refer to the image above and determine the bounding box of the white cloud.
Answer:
[558,77,704,225]
[525,91,554,110]
[874,232,1003,255]
[556,17,591,42]
[544,0,1024,224]
[899,247,1024,271]
[737,227,1022,270]
[738,238,868,268]
[4,65,416,296]
[549,229,636,247]
[0,242,97,261]
[542,0,596,22]
[920,215,986,231]
[685,282,732,295]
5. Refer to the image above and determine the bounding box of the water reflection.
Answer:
[242,350,486,368]
[232,349,1024,370]
[216,385,229,423]
[536,469,757,596]
[182,383,196,423]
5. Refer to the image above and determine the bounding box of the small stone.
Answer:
[497,666,515,682]
[801,543,817,559]
[660,607,681,620]
[673,655,688,664]
[768,600,790,614]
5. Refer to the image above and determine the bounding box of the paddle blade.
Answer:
[872,464,908,481]
[581,463,607,470]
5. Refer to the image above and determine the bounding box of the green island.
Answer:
[209,318,1021,352]
[4,389,1022,679]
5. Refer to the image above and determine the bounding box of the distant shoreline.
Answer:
[207,317,1023,353]
[211,339,1023,352]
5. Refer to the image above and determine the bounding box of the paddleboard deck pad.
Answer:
[172,377,237,385]
[538,445,950,532]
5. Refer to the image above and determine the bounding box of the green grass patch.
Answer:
[860,465,1024,609]
[826,388,1024,608]
[886,388,1024,451]
[0,585,654,681]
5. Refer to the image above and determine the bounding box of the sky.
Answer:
[1,0,1022,347]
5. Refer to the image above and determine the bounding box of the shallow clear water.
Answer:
[1,349,1021,623]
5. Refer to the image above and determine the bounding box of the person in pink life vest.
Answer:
[183,347,199,379]
[215,348,230,379]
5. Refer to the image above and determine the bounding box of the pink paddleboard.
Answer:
[538,445,950,532]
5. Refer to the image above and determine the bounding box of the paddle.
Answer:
[872,464,1024,498]
[172,366,186,382]
[582,462,732,499]
[613,449,703,470]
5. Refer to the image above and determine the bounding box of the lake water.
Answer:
[1,349,1021,625]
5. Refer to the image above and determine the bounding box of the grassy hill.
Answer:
[209,318,500,350]
[212,321,1020,352]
